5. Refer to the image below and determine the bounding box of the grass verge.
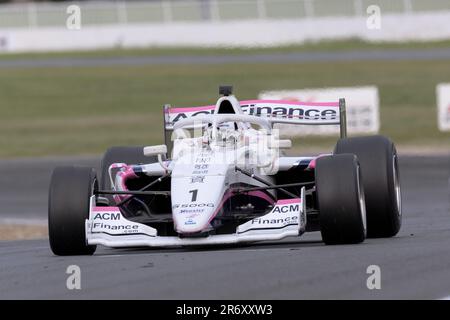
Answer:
[0,41,449,157]
[0,224,47,241]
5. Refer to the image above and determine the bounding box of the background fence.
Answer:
[0,0,449,29]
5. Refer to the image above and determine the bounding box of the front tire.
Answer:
[48,166,97,256]
[334,135,402,238]
[315,154,367,245]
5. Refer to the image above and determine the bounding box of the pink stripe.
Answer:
[168,100,340,114]
[241,100,340,107]
[113,166,139,204]
[169,105,214,113]
[277,198,301,205]
[206,190,234,226]
[109,163,127,169]
[307,158,317,170]
[307,153,332,170]
[247,190,276,204]
[207,189,274,225]
[92,206,120,212]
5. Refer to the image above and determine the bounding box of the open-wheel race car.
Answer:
[48,86,402,255]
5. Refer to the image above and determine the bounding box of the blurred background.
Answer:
[0,0,449,157]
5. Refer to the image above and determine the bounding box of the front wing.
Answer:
[86,188,306,248]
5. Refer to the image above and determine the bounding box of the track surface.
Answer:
[2,48,450,68]
[0,156,98,222]
[0,155,449,299]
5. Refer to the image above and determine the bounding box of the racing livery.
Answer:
[48,86,402,255]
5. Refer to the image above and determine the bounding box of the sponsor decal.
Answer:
[88,203,157,237]
[196,159,211,164]
[184,219,196,225]
[180,208,205,214]
[93,212,120,220]
[192,170,208,175]
[190,176,205,183]
[92,222,139,233]
[169,104,337,124]
[173,203,214,209]
[251,215,298,225]
[172,111,212,124]
[237,199,302,234]
[272,204,299,213]
[259,87,379,135]
[195,155,212,163]
[240,104,337,120]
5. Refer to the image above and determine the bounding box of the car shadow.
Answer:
[94,238,324,257]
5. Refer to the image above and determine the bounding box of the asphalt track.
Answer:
[2,48,450,68]
[0,155,449,299]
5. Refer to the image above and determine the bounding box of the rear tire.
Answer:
[48,166,97,256]
[334,135,401,238]
[315,154,367,245]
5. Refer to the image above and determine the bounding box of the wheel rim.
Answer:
[393,154,402,216]
[356,164,367,234]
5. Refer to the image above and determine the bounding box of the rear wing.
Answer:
[163,99,347,151]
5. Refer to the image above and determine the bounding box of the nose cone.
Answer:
[171,175,227,234]
[170,147,233,234]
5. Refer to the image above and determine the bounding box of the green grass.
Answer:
[2,39,450,60]
[0,47,449,157]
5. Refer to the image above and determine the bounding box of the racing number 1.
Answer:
[189,189,198,202]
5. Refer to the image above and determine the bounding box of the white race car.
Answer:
[48,86,402,255]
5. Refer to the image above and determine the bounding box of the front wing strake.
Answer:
[86,188,306,248]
